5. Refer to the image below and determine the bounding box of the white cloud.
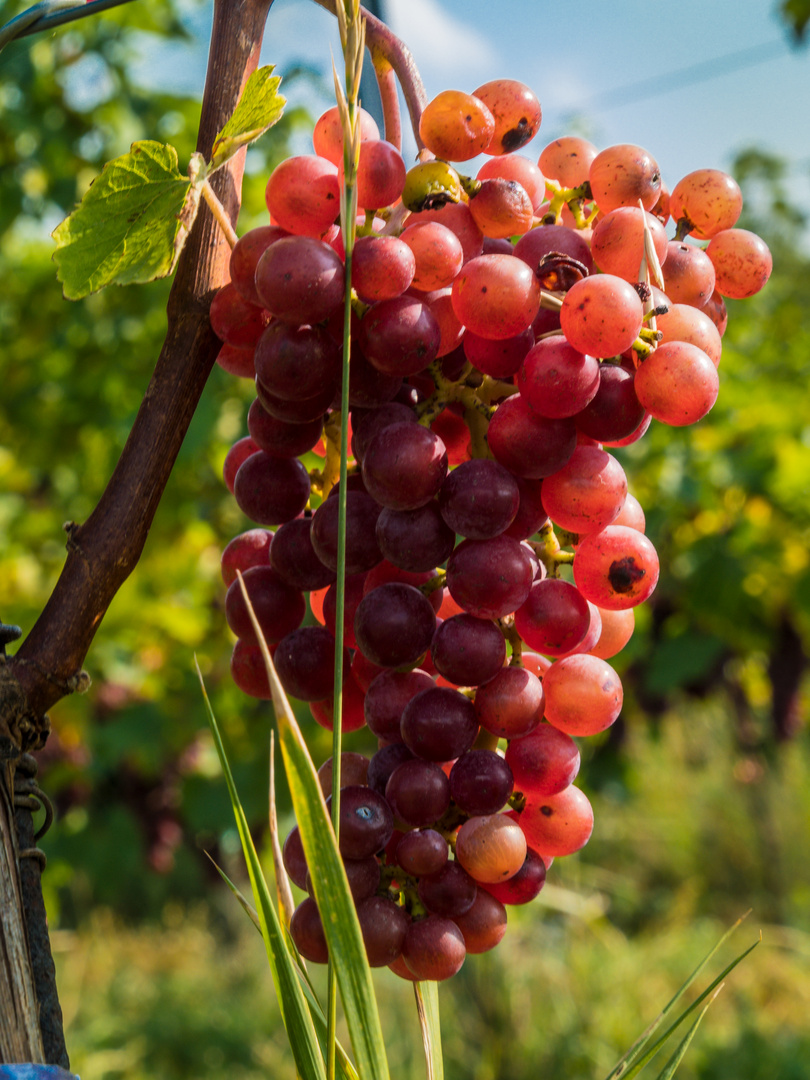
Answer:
[384,0,498,88]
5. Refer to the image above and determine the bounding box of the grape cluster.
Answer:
[212,78,771,980]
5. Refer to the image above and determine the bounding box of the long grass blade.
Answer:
[603,912,752,1080]
[209,853,360,1080]
[196,664,326,1080]
[652,985,724,1080]
[235,574,390,1080]
[617,936,760,1080]
[414,982,443,1080]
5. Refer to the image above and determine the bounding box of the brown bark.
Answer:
[0,0,274,1062]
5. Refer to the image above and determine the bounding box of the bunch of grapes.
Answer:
[212,78,771,980]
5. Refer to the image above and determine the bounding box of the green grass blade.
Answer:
[619,936,760,1080]
[652,985,724,1080]
[603,912,752,1080]
[414,982,443,1080]
[209,850,360,1080]
[196,663,326,1080]
[235,574,390,1080]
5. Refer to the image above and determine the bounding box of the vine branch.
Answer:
[7,0,275,729]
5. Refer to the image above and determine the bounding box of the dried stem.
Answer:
[312,0,428,148]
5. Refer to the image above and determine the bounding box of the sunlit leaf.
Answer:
[52,141,198,299]
[209,65,286,171]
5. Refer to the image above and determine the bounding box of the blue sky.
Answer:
[132,0,810,211]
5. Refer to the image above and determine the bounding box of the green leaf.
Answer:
[196,663,326,1080]
[52,141,198,300]
[209,65,286,171]
[414,982,444,1080]
[235,573,390,1080]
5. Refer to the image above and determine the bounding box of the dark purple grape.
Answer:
[396,829,449,877]
[449,750,514,815]
[574,364,646,442]
[290,896,329,963]
[270,518,336,591]
[224,566,306,645]
[255,376,336,424]
[247,398,324,458]
[255,235,344,325]
[446,536,533,620]
[357,895,410,967]
[367,743,414,796]
[418,860,477,917]
[400,686,479,761]
[221,528,273,587]
[307,855,380,902]
[361,423,448,511]
[329,785,394,859]
[402,915,466,981]
[503,476,548,541]
[376,502,457,573]
[347,350,403,408]
[230,224,289,305]
[438,459,520,539]
[354,583,437,668]
[282,825,308,890]
[254,322,340,402]
[364,668,435,741]
[430,614,506,687]
[352,402,418,462]
[488,394,577,479]
[310,491,384,575]
[385,759,451,828]
[359,296,441,377]
[482,846,547,905]
[274,626,349,701]
[233,452,311,526]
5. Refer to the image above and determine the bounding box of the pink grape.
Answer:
[589,143,662,213]
[560,275,643,358]
[669,168,743,239]
[518,785,594,856]
[635,341,719,426]
[451,254,541,340]
[264,155,340,237]
[543,654,623,736]
[706,228,773,299]
[540,446,627,534]
[573,525,659,610]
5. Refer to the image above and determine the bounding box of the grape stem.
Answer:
[201,179,238,249]
[497,616,524,665]
[419,571,446,597]
[311,0,429,148]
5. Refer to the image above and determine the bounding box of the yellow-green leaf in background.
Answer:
[52,141,198,300]
[209,65,286,171]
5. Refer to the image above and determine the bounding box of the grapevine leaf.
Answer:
[52,141,199,300]
[209,65,286,171]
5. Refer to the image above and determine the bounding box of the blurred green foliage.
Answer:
[0,0,808,922]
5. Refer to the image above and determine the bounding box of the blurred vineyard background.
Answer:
[1,2,809,1078]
